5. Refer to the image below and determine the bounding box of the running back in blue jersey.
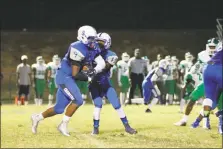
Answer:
[54,41,100,113]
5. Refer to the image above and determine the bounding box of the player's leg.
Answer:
[17,85,24,105]
[175,83,204,126]
[120,76,130,105]
[23,85,30,105]
[201,65,221,130]
[92,97,103,135]
[142,80,153,112]
[106,87,137,134]
[48,78,55,106]
[128,73,137,105]
[57,80,83,136]
[38,79,46,105]
[31,88,70,134]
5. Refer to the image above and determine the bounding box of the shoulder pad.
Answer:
[69,46,85,62]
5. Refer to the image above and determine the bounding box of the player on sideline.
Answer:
[174,38,219,126]
[193,41,222,134]
[47,55,61,106]
[89,32,137,135]
[31,25,106,136]
[142,59,169,113]
[117,52,130,105]
[31,56,48,106]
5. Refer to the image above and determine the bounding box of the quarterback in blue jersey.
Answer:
[31,25,106,136]
[142,59,168,113]
[201,41,222,134]
[89,32,137,135]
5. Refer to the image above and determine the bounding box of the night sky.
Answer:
[1,0,223,30]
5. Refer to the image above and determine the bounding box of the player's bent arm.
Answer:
[47,67,52,81]
[94,55,106,74]
[32,68,36,85]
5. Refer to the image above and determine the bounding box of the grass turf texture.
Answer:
[1,104,222,148]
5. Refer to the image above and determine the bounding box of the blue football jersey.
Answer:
[59,41,100,76]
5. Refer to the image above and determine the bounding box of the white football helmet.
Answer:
[171,56,179,65]
[36,56,44,65]
[96,32,111,49]
[77,25,97,47]
[159,59,168,70]
[206,38,219,56]
[121,52,130,62]
[185,52,193,62]
[165,55,171,64]
[52,55,61,65]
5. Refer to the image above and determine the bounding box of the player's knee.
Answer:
[202,98,213,107]
[54,106,65,114]
[74,99,84,107]
[93,97,103,108]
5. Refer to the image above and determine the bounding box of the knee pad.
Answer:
[73,99,84,107]
[202,98,213,107]
[93,97,103,108]
[54,106,65,114]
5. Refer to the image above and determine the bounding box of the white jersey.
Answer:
[32,63,47,79]
[47,62,59,78]
[117,60,129,76]
[179,60,193,74]
[165,63,179,80]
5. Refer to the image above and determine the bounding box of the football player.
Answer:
[47,55,61,106]
[89,32,137,135]
[142,59,169,113]
[31,25,106,136]
[32,56,48,106]
[117,52,130,105]
[174,38,219,127]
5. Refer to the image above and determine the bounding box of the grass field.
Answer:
[1,104,222,148]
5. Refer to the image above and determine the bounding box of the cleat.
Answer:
[58,121,70,136]
[145,108,152,113]
[174,120,187,126]
[31,114,40,134]
[91,127,99,135]
[125,124,137,134]
[191,119,200,128]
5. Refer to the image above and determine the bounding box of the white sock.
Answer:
[120,92,124,105]
[48,94,53,104]
[203,117,208,128]
[182,115,188,122]
[180,98,186,112]
[168,94,173,105]
[36,113,44,121]
[25,101,28,105]
[148,98,159,109]
[63,115,71,122]
[34,98,38,105]
[116,107,126,118]
[17,100,21,105]
[38,99,43,106]
[93,107,101,120]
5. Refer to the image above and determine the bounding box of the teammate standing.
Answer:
[31,25,106,136]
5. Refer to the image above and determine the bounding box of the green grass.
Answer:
[1,104,222,148]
